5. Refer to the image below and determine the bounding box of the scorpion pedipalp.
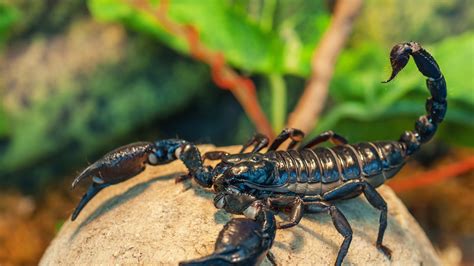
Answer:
[71,142,156,220]
[70,139,215,221]
[179,209,277,266]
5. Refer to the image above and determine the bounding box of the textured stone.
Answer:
[41,146,440,265]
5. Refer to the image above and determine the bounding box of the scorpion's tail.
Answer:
[384,42,447,155]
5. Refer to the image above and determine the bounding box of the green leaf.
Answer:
[0,105,9,136]
[88,0,330,75]
[0,3,20,43]
[431,32,474,106]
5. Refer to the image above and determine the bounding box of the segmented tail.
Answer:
[384,42,447,155]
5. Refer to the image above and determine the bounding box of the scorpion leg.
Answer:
[267,196,304,229]
[239,132,269,153]
[305,201,353,266]
[202,151,230,162]
[322,180,392,259]
[300,130,348,149]
[180,206,277,266]
[202,133,268,163]
[268,128,305,151]
[266,251,277,266]
[201,133,269,163]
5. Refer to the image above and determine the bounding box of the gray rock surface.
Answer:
[41,145,440,265]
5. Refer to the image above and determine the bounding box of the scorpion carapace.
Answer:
[70,42,446,266]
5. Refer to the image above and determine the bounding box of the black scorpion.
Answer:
[70,42,446,265]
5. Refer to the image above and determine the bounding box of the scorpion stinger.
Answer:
[384,42,447,154]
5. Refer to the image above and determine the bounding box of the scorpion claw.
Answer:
[70,142,157,220]
[71,182,109,221]
[72,142,156,189]
[180,215,277,266]
[70,139,208,221]
[71,162,100,188]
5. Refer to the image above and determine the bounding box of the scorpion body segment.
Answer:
[248,141,406,196]
[70,42,446,266]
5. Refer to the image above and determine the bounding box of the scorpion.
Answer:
[70,42,446,266]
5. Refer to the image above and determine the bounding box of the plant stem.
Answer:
[287,0,363,134]
[132,0,275,138]
[389,156,474,193]
[314,102,369,133]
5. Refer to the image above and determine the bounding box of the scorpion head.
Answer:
[211,153,277,215]
[213,153,277,190]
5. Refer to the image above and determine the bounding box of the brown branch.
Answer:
[132,0,275,138]
[287,0,363,134]
[388,156,474,193]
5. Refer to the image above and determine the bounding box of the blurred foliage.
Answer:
[352,0,474,45]
[0,0,473,190]
[1,0,88,38]
[88,0,331,76]
[0,1,212,189]
[0,2,19,44]
[0,32,209,188]
[0,2,19,144]
[87,0,474,146]
[87,0,331,131]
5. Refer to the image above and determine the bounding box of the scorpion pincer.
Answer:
[70,42,446,266]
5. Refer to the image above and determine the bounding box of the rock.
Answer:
[40,146,440,265]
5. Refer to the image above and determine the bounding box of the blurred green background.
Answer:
[0,0,473,264]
